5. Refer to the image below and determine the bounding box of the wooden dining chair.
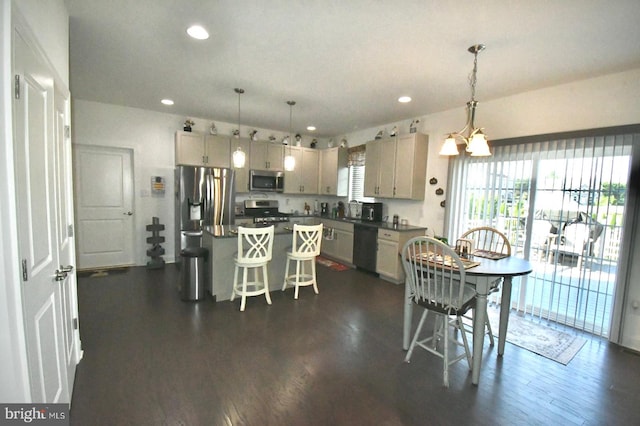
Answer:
[401,236,475,387]
[459,226,512,345]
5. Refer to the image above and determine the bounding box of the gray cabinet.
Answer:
[320,219,353,265]
[376,227,425,283]
[319,147,348,196]
[175,131,230,167]
[284,146,319,194]
[250,142,284,171]
[364,133,428,200]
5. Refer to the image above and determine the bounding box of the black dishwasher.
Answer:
[353,224,378,273]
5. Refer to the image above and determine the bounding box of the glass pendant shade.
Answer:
[232,147,246,168]
[439,135,460,156]
[284,154,296,171]
[468,132,491,156]
[232,87,246,168]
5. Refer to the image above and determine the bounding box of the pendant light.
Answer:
[439,44,491,157]
[232,88,246,168]
[284,101,296,171]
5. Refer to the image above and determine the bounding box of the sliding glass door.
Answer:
[446,132,634,337]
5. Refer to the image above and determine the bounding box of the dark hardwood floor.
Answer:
[70,264,640,425]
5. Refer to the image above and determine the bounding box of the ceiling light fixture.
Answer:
[440,44,491,157]
[187,25,209,40]
[307,126,316,131]
[232,88,246,168]
[398,96,412,103]
[284,101,296,172]
[161,99,174,106]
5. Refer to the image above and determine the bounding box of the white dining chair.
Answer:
[231,225,274,311]
[459,226,512,346]
[282,223,323,299]
[401,236,475,387]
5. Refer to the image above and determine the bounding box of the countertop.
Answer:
[318,216,428,232]
[229,215,428,233]
[204,224,294,238]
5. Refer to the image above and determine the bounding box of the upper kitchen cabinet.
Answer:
[364,137,396,198]
[250,142,284,171]
[284,146,319,194]
[364,133,428,200]
[175,131,230,168]
[319,147,348,196]
[230,137,251,193]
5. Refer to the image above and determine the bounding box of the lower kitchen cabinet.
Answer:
[376,228,425,283]
[320,219,353,265]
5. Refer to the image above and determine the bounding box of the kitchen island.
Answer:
[203,224,294,302]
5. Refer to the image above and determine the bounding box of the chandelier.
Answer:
[439,44,491,157]
[232,88,246,168]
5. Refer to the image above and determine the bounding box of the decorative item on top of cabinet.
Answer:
[209,122,217,135]
[184,119,194,132]
[409,119,420,134]
[363,132,428,200]
[249,130,258,141]
[310,139,317,148]
[175,131,231,168]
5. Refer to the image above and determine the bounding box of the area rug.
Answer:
[486,306,586,365]
[316,256,350,272]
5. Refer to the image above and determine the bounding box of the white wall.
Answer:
[72,100,328,265]
[343,68,640,236]
[74,69,640,263]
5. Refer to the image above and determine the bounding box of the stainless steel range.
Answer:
[243,200,290,225]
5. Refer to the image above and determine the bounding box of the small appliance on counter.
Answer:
[348,201,362,219]
[243,200,290,225]
[320,202,329,217]
[361,202,383,222]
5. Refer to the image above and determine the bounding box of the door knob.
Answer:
[59,265,74,273]
[124,211,133,216]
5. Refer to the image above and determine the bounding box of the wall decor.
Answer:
[440,200,446,208]
[429,177,438,185]
[435,187,444,196]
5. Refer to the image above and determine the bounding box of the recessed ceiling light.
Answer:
[187,25,209,40]
[161,99,174,106]
[307,126,316,131]
[398,96,412,103]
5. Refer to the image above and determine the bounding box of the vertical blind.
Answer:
[446,131,635,337]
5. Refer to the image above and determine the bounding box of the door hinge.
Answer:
[64,125,71,139]
[14,75,20,99]
[21,259,28,281]
[68,224,74,237]
[73,318,79,330]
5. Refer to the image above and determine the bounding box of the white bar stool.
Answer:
[282,224,323,299]
[231,225,274,311]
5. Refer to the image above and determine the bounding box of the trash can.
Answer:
[179,247,209,301]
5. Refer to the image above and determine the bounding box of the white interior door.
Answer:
[54,87,81,394]
[14,28,69,403]
[73,145,135,270]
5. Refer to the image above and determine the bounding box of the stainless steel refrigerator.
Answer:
[175,166,235,261]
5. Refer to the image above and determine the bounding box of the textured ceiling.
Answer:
[67,0,640,138]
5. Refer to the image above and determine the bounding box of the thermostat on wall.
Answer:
[151,176,165,197]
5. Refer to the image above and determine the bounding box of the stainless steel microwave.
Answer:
[249,169,284,192]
